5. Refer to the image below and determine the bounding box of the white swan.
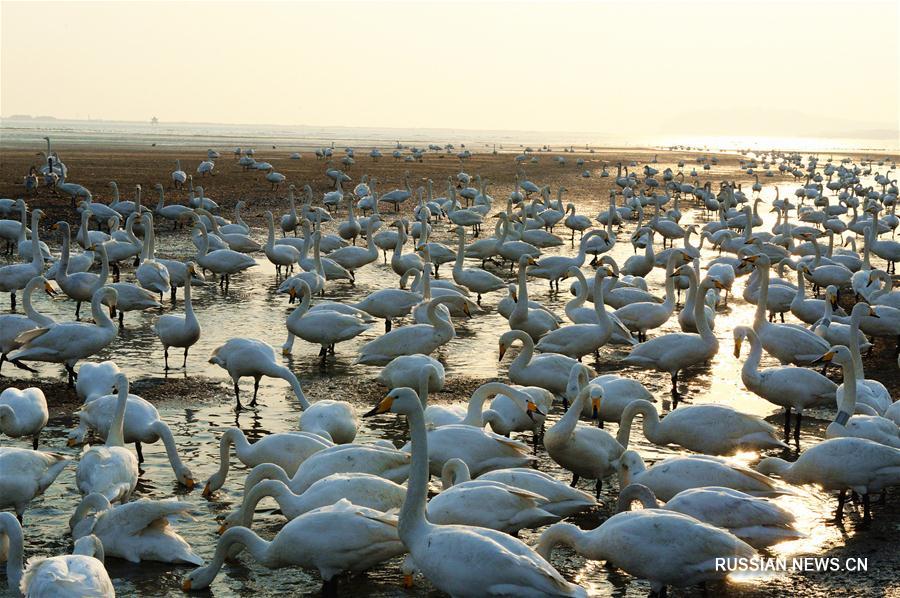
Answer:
[377,354,445,391]
[536,509,754,596]
[816,345,900,448]
[362,388,587,597]
[0,208,44,310]
[0,387,48,449]
[452,226,504,302]
[476,468,597,518]
[499,329,590,396]
[0,276,55,374]
[508,256,559,340]
[622,271,722,393]
[734,325,836,442]
[75,373,139,503]
[1,514,114,598]
[193,219,256,289]
[155,263,201,369]
[0,448,68,521]
[612,251,686,341]
[527,230,602,291]
[617,449,781,501]
[283,280,371,359]
[69,493,202,564]
[356,296,464,366]
[616,399,786,455]
[201,427,332,496]
[68,387,194,487]
[264,210,299,274]
[618,483,803,548]
[9,286,119,387]
[757,436,900,521]
[544,383,624,497]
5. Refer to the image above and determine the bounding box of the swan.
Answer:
[536,509,754,596]
[377,354,445,391]
[75,373,139,503]
[429,459,558,534]
[208,337,307,409]
[362,388,587,598]
[812,287,872,352]
[744,254,830,365]
[196,207,260,253]
[0,387,48,450]
[617,449,781,501]
[757,436,900,521]
[475,468,597,518]
[193,219,256,289]
[220,473,406,533]
[452,226,504,302]
[13,202,51,261]
[733,326,836,442]
[292,220,353,281]
[616,399,786,455]
[68,387,194,487]
[171,159,187,188]
[1,515,114,597]
[499,329,590,396]
[69,493,202,564]
[352,270,421,331]
[134,214,171,297]
[565,364,655,424]
[544,382,624,497]
[9,286,119,387]
[613,251,686,341]
[0,448,68,522]
[677,258,717,333]
[618,483,803,548]
[527,230,601,290]
[390,221,424,276]
[0,276,55,374]
[816,346,900,447]
[563,203,591,239]
[264,210,299,275]
[356,296,464,366]
[278,230,328,297]
[54,225,109,319]
[155,181,195,227]
[622,272,722,393]
[182,499,405,594]
[283,280,371,360]
[508,255,558,340]
[200,427,332,496]
[325,215,380,275]
[0,208,44,310]
[420,381,544,440]
[238,443,410,502]
[155,263,201,370]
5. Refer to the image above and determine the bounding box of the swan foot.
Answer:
[10,358,38,374]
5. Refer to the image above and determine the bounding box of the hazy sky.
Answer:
[2,0,898,139]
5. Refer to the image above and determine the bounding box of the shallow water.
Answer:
[2,164,898,597]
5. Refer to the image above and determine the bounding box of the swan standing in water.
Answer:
[0,387,48,449]
[1,514,115,598]
[0,448,69,522]
[363,388,587,597]
[9,286,119,387]
[155,263,202,370]
[283,279,371,361]
[0,276,56,374]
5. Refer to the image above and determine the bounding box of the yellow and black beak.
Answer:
[869,308,880,318]
[812,350,835,364]
[201,482,213,499]
[363,395,394,418]
[498,342,507,361]
[591,397,601,420]
[183,477,195,491]
[182,579,192,592]
[44,282,57,297]
[463,302,471,317]
[525,400,544,422]
[733,338,742,358]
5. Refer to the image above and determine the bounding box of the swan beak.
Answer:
[812,351,835,364]
[217,523,227,535]
[288,287,296,300]
[403,574,414,588]
[498,343,507,361]
[733,339,742,358]
[591,397,601,420]
[182,579,192,592]
[66,437,78,447]
[201,482,212,498]
[463,303,471,317]
[184,478,195,490]
[527,257,538,266]
[869,309,880,318]
[51,222,59,230]
[44,282,57,297]
[363,395,394,417]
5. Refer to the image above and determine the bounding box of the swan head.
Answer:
[812,345,853,367]
[615,450,645,486]
[363,387,420,418]
[176,464,195,490]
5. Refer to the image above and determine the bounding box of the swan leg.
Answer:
[11,358,38,374]
[171,286,177,304]
[234,381,243,410]
[65,364,78,388]
[863,493,872,521]
[835,489,847,523]
[135,441,144,463]
[164,347,170,370]
[794,413,802,444]
[118,310,124,328]
[251,377,261,406]
[385,319,392,332]
[10,291,16,311]
[75,300,82,320]
[32,433,39,450]
[570,474,579,487]
[784,407,792,441]
[595,478,602,498]
[183,347,189,368]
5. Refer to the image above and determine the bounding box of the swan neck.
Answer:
[107,384,129,447]
[0,515,24,592]
[399,404,433,543]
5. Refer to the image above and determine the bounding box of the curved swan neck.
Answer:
[91,288,116,330]
[106,381,129,447]
[240,479,290,528]
[462,382,509,426]
[150,420,187,474]
[198,527,271,588]
[0,514,24,592]
[535,522,583,561]
[616,399,659,447]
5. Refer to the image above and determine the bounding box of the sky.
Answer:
[2,0,898,141]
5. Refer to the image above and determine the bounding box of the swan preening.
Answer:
[5,143,900,596]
